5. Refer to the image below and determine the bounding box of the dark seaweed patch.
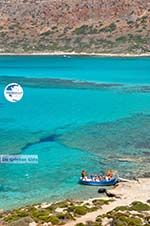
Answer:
[0,75,123,90]
[39,134,58,142]
[21,142,34,151]
[1,75,150,93]
[0,184,19,193]
[21,134,60,151]
[135,141,150,149]
[58,114,150,177]
[143,151,150,156]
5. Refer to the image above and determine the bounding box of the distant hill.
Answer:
[0,0,150,54]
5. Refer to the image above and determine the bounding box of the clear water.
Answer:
[0,56,149,210]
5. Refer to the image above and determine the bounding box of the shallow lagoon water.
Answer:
[0,56,150,210]
[0,56,150,84]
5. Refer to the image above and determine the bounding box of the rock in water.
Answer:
[98,188,107,193]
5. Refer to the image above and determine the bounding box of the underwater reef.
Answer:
[0,112,149,177]
[0,76,150,93]
[58,113,150,177]
[0,113,149,177]
[59,113,150,155]
[0,76,123,90]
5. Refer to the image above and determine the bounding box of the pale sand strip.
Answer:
[0,51,150,57]
[65,178,150,226]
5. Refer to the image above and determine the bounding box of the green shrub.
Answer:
[133,35,144,43]
[75,223,85,226]
[38,215,52,222]
[127,21,134,25]
[31,209,49,218]
[92,199,111,207]
[95,215,102,223]
[48,215,60,225]
[74,25,97,35]
[48,200,72,211]
[41,30,53,36]
[4,214,20,223]
[100,22,116,33]
[74,25,89,35]
[69,205,88,216]
[57,212,74,221]
[4,210,29,223]
[51,26,57,30]
[130,201,150,211]
[140,16,148,23]
[114,206,129,211]
[86,221,101,226]
[116,36,127,43]
[109,22,117,32]
[111,213,142,226]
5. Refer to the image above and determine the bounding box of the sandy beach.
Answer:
[0,178,150,226]
[65,178,150,226]
[0,51,150,57]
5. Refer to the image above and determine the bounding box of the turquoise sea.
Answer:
[0,56,150,210]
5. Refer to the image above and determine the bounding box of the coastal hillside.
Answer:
[0,0,150,53]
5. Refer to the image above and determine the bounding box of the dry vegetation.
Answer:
[0,200,150,226]
[0,0,150,53]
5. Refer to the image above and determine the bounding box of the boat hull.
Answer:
[79,178,118,186]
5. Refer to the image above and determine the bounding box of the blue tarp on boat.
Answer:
[79,177,118,186]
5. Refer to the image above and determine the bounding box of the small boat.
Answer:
[79,177,118,186]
